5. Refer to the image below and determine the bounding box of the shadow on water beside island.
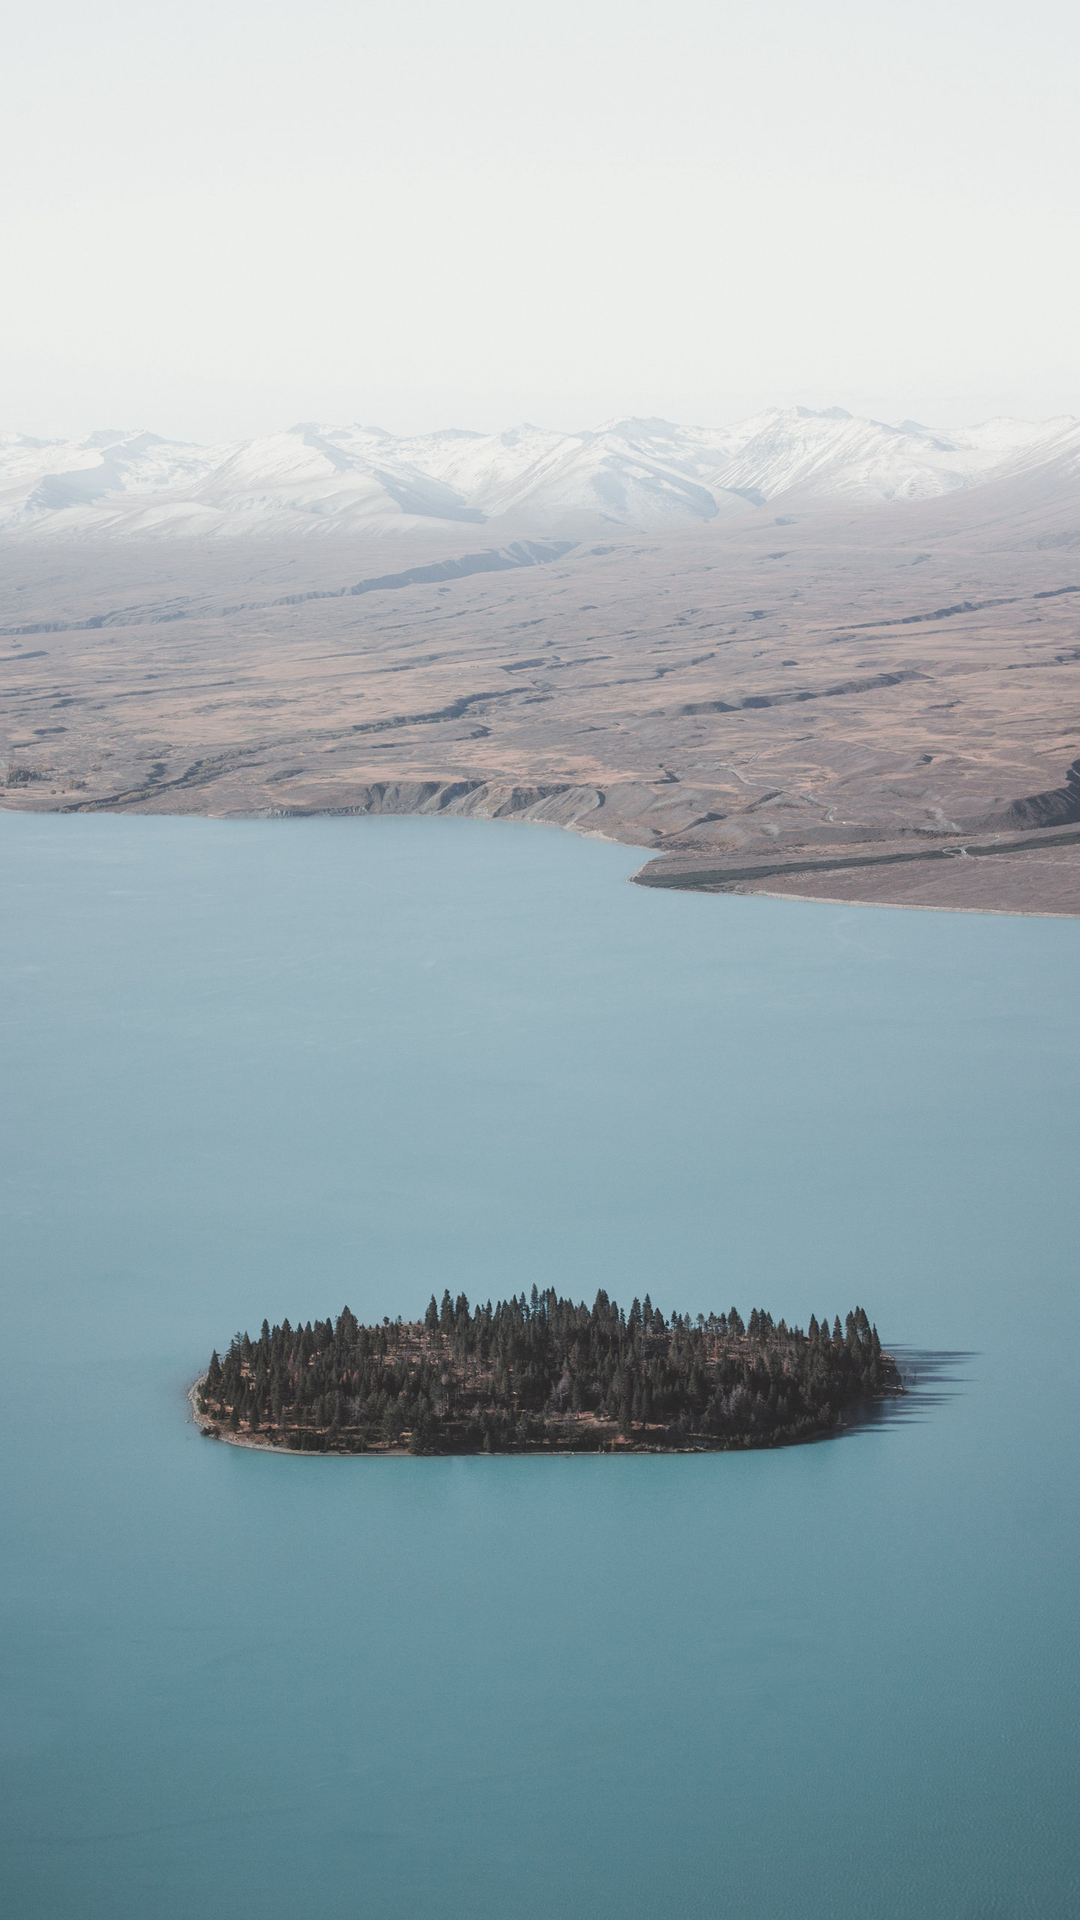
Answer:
[849,1348,973,1437]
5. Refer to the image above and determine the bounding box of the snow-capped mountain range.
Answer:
[2,408,1078,540]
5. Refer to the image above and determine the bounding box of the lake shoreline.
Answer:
[7,795,1079,916]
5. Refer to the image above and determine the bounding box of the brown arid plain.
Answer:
[2,456,1080,915]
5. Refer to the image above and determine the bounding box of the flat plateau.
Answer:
[4,465,1080,913]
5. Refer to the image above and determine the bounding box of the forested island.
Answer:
[194,1290,902,1453]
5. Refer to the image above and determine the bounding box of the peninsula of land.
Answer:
[5,419,1080,915]
[194,1292,902,1454]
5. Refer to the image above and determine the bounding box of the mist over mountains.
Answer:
[3,407,1079,541]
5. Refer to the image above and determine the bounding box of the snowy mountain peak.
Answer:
[1,408,1077,540]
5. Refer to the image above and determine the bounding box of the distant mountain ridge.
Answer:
[2,406,1078,540]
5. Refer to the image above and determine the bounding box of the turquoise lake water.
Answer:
[1,812,1078,1920]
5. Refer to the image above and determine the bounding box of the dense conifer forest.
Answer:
[195,1291,902,1452]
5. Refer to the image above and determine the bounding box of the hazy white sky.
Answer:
[4,0,1078,441]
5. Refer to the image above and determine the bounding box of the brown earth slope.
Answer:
[2,462,1080,913]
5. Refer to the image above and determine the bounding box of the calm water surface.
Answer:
[1,813,1077,1920]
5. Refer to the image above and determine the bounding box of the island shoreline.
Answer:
[188,1374,901,1457]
